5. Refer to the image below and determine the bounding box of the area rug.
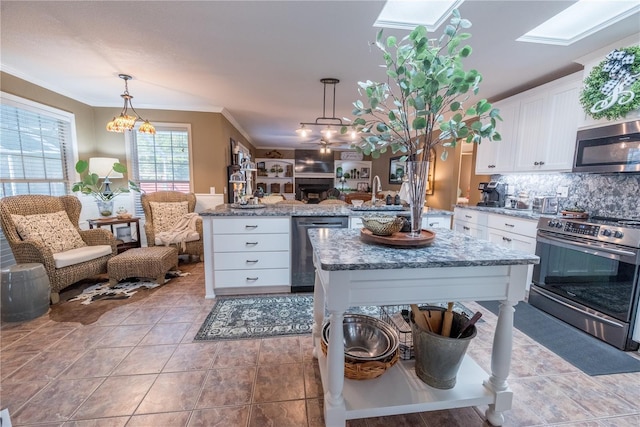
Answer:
[477,300,640,376]
[194,294,476,341]
[49,271,188,325]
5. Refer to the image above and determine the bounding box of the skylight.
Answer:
[518,0,640,46]
[374,0,465,31]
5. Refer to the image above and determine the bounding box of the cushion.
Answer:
[149,201,189,234]
[12,211,86,254]
[52,245,113,269]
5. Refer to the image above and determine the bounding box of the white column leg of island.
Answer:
[312,271,325,359]
[324,309,346,427]
[484,300,516,426]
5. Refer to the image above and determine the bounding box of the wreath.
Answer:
[580,45,640,121]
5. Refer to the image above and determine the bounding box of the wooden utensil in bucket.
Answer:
[441,302,454,337]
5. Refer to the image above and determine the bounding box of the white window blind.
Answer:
[129,124,192,216]
[0,92,77,268]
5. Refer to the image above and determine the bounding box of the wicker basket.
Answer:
[320,338,399,380]
[284,182,294,193]
[361,216,404,236]
[270,183,281,193]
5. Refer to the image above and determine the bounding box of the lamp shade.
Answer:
[88,157,123,178]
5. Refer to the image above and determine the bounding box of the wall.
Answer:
[495,173,640,219]
[1,72,254,196]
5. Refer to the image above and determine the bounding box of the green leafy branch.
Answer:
[72,160,140,201]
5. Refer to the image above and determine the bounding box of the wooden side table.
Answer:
[88,217,141,253]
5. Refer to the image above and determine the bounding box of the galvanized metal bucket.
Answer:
[411,307,476,389]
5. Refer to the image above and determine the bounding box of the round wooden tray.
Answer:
[360,228,436,248]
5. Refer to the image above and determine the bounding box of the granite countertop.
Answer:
[454,204,549,221]
[201,204,454,218]
[308,228,539,271]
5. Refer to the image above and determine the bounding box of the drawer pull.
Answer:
[504,223,515,227]
[245,225,258,229]
[463,226,470,231]
[246,259,259,263]
[246,277,259,281]
[464,215,472,219]
[429,222,436,226]
[502,237,512,242]
[245,242,258,246]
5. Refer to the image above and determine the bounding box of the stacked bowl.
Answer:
[321,314,399,380]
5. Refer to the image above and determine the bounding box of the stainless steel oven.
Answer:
[530,216,640,351]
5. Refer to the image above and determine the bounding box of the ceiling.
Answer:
[1,1,639,150]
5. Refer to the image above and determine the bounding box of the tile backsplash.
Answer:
[495,173,640,219]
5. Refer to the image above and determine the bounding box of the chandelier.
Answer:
[106,74,156,134]
[296,78,357,139]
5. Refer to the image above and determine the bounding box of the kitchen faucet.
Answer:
[371,175,382,204]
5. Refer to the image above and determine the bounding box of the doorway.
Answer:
[457,151,473,205]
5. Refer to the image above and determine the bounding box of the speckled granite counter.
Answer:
[201,204,453,218]
[309,227,539,426]
[454,204,549,220]
[308,227,538,271]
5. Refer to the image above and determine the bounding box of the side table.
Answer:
[88,217,141,253]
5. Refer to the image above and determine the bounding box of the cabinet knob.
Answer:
[463,226,470,231]
[502,237,512,242]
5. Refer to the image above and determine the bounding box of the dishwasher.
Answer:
[291,216,348,292]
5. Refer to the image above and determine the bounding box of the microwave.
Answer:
[573,120,640,173]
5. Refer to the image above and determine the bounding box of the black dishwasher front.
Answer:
[291,216,348,292]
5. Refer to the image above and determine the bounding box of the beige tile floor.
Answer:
[2,261,639,426]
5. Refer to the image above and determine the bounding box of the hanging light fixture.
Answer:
[106,74,156,134]
[296,78,351,138]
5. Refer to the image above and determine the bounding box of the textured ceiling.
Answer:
[1,1,639,149]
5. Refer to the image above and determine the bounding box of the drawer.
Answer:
[214,268,290,288]
[214,251,289,270]
[212,217,289,235]
[350,217,363,229]
[487,214,537,237]
[453,208,488,226]
[423,215,451,229]
[213,233,290,252]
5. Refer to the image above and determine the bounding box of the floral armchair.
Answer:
[0,195,117,303]
[141,191,203,261]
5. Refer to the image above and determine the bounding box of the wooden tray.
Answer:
[560,211,588,219]
[360,228,435,248]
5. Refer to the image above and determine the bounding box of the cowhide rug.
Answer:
[49,271,189,325]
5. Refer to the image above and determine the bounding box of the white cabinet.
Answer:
[475,98,518,174]
[209,217,291,294]
[335,160,371,192]
[486,214,537,289]
[256,158,295,198]
[476,72,582,174]
[453,207,488,239]
[423,215,451,229]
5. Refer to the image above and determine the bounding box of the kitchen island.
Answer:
[308,227,539,427]
[200,204,453,297]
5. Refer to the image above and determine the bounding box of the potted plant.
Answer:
[345,9,501,235]
[72,160,140,216]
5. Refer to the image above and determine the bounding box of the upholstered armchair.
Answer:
[0,195,117,303]
[141,191,203,261]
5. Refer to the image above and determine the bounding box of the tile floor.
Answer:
[1,260,639,426]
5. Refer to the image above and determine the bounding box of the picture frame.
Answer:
[357,182,369,192]
[389,156,405,184]
[360,167,370,179]
[116,226,132,242]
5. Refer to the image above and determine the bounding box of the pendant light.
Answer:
[106,74,156,134]
[296,78,351,137]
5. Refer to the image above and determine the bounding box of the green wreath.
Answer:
[580,45,640,121]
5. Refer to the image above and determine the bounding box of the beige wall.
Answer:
[1,72,254,195]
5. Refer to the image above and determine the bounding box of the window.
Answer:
[127,124,192,215]
[0,92,77,267]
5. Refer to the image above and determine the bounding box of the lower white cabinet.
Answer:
[209,217,290,294]
[453,207,488,239]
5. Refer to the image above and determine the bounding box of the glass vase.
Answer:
[96,200,114,217]
[407,160,429,237]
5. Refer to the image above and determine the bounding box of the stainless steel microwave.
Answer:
[573,120,640,173]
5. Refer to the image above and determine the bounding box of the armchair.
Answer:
[0,195,117,303]
[141,191,203,261]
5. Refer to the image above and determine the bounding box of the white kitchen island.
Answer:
[308,228,539,427]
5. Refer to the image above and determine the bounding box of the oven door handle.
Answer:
[532,287,624,328]
[537,233,636,259]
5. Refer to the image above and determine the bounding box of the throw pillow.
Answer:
[149,201,189,233]
[12,211,87,254]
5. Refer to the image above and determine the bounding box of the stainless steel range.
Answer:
[531,216,640,350]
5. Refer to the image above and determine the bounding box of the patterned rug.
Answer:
[194,294,475,341]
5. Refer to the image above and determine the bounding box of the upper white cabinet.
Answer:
[476,72,582,174]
